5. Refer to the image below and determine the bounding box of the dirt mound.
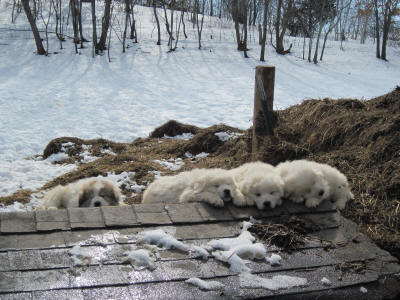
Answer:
[1,87,399,259]
[150,120,200,138]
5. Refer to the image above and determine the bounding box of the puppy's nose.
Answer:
[318,190,325,197]
[223,189,231,197]
[94,201,102,207]
[263,201,271,209]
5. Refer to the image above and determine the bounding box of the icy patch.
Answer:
[321,277,332,286]
[360,286,368,293]
[185,278,225,291]
[239,272,308,290]
[163,133,194,140]
[266,253,282,266]
[190,245,210,260]
[137,229,189,252]
[69,245,92,267]
[124,249,156,270]
[154,158,185,171]
[215,131,244,142]
[106,171,145,196]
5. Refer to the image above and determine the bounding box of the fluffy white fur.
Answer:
[229,162,284,210]
[39,177,122,209]
[142,168,245,207]
[305,161,354,210]
[276,160,330,208]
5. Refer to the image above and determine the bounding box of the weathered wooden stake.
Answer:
[252,66,275,156]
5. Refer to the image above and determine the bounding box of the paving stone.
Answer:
[119,262,166,284]
[0,271,22,293]
[70,265,128,288]
[36,209,70,231]
[39,248,73,269]
[8,250,43,271]
[226,205,263,219]
[18,269,70,292]
[68,208,105,228]
[194,203,234,221]
[165,203,203,223]
[136,212,172,225]
[33,289,84,300]
[16,232,65,250]
[133,203,166,213]
[62,229,115,246]
[0,212,36,233]
[102,205,137,227]
[81,286,132,300]
[175,222,240,240]
[0,234,18,250]
[0,252,10,271]
[0,292,33,300]
[128,281,225,300]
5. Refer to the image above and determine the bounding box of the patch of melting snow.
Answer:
[123,249,156,270]
[137,229,190,252]
[106,171,145,196]
[148,170,162,179]
[321,277,332,286]
[215,131,244,142]
[360,286,368,293]
[266,253,282,266]
[69,245,92,267]
[190,245,210,260]
[239,272,308,290]
[163,133,194,140]
[185,278,225,291]
[154,158,185,171]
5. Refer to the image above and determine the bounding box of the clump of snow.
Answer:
[190,245,210,260]
[46,142,74,163]
[123,249,156,270]
[242,221,253,232]
[185,278,225,291]
[69,245,92,267]
[148,170,162,179]
[137,229,189,252]
[208,230,255,251]
[185,152,209,161]
[79,145,98,164]
[321,277,332,286]
[215,132,244,142]
[266,253,282,266]
[154,158,185,171]
[84,231,116,247]
[360,286,368,293]
[106,171,145,196]
[163,133,194,140]
[239,272,308,290]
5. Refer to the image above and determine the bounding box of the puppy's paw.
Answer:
[290,195,304,203]
[232,193,247,207]
[206,198,224,207]
[305,198,321,208]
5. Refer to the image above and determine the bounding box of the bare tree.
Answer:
[273,0,293,55]
[90,0,98,55]
[21,0,46,55]
[260,0,270,61]
[380,0,399,60]
[153,0,161,45]
[195,0,206,49]
[97,0,112,51]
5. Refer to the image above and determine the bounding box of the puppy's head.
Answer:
[193,171,236,203]
[308,170,330,202]
[330,174,354,210]
[79,179,121,207]
[240,175,284,210]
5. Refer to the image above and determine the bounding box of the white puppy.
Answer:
[40,178,122,209]
[142,168,245,207]
[276,160,330,208]
[306,161,354,210]
[229,162,284,210]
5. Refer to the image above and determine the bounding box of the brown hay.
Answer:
[149,120,200,138]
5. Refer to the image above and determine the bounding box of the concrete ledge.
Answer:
[1,212,36,233]
[68,208,105,229]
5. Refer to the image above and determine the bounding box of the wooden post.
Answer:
[252,66,275,156]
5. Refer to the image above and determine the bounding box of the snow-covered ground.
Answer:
[0,2,399,207]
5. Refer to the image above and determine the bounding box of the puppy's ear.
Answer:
[239,179,251,195]
[78,187,92,207]
[193,178,207,193]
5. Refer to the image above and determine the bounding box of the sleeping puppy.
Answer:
[276,160,330,208]
[229,161,284,210]
[305,161,354,210]
[39,177,121,209]
[142,168,245,207]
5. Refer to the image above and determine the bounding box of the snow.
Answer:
[185,278,225,291]
[208,230,256,251]
[137,229,190,252]
[124,249,156,270]
[190,245,210,260]
[360,286,368,293]
[69,245,92,267]
[154,158,185,171]
[321,277,332,286]
[239,272,308,290]
[215,131,244,142]
[266,253,282,266]
[163,133,194,140]
[1,3,400,210]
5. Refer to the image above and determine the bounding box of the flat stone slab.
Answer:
[68,208,105,229]
[1,211,36,233]
[102,206,137,227]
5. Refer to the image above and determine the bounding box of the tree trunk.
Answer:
[123,0,130,53]
[91,0,98,55]
[374,0,380,58]
[21,0,46,55]
[260,0,268,61]
[97,0,111,51]
[153,0,161,45]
